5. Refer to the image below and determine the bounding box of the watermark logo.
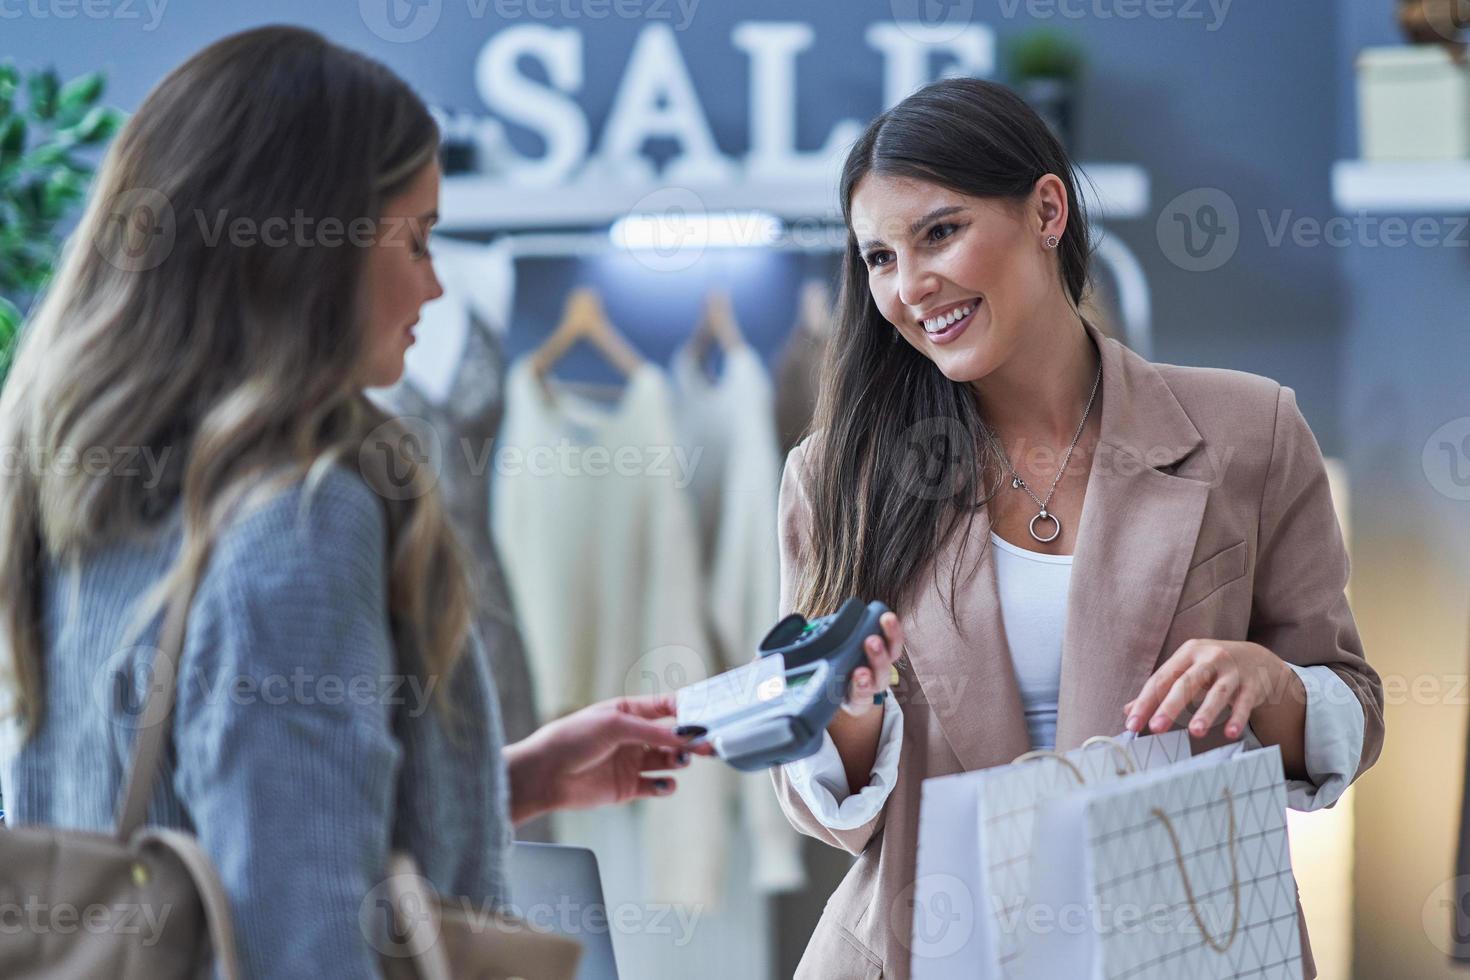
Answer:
[898,873,976,958]
[94,187,175,273]
[1156,187,1239,272]
[1411,0,1470,43]
[1423,416,1470,501]
[361,872,441,959]
[613,187,712,273]
[1424,874,1470,956]
[892,416,979,503]
[359,0,442,43]
[90,645,173,734]
[359,416,443,501]
[889,0,977,42]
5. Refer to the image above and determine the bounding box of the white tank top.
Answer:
[989,531,1071,750]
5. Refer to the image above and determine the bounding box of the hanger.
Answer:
[530,287,645,396]
[688,290,746,376]
[796,279,834,338]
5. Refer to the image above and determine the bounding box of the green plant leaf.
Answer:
[27,68,59,122]
[0,295,18,389]
[0,115,25,171]
[1005,29,1084,82]
[41,170,84,221]
[0,61,17,116]
[71,105,121,145]
[56,71,105,124]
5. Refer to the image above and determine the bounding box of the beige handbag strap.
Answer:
[114,593,190,841]
[136,827,243,980]
[385,854,455,980]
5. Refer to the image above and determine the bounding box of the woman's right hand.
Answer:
[840,611,905,716]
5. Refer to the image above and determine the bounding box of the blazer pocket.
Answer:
[795,916,884,980]
[1175,539,1247,614]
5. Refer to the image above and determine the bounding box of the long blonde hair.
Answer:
[0,26,473,740]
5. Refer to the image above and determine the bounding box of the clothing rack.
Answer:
[450,227,1155,359]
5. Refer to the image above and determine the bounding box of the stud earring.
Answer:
[1044,235,1061,249]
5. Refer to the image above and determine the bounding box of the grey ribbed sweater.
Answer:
[1,465,512,978]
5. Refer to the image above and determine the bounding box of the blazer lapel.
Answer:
[902,501,1032,774]
[1052,320,1214,750]
[901,320,1219,771]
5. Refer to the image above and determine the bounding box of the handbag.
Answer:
[0,592,583,979]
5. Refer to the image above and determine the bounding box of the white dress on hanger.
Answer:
[493,358,770,980]
[671,342,807,894]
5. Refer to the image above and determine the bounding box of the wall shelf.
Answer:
[438,163,1151,232]
[1333,159,1470,213]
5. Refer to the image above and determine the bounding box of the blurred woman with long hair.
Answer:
[0,26,702,975]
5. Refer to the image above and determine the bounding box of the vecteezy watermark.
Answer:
[0,443,172,488]
[888,0,979,43]
[890,416,1241,504]
[1423,417,1470,501]
[901,873,977,958]
[1158,187,1470,271]
[359,0,700,44]
[359,416,706,502]
[1424,874,1470,956]
[1405,0,1470,44]
[94,188,177,274]
[361,871,703,960]
[0,0,168,31]
[92,188,446,274]
[92,645,441,733]
[611,187,847,273]
[993,0,1233,30]
[0,895,173,946]
[1156,188,1240,273]
[359,416,444,503]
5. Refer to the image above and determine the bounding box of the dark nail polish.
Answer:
[674,725,706,738]
[655,779,672,792]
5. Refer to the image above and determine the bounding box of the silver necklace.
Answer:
[981,357,1102,544]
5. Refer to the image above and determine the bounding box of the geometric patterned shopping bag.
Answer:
[1017,743,1302,980]
[911,730,1193,979]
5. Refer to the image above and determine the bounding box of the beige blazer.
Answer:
[770,319,1385,980]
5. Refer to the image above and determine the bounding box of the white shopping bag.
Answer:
[1017,742,1302,980]
[910,730,1192,979]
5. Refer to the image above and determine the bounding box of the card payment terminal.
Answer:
[674,598,891,772]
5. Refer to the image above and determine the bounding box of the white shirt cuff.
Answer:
[780,694,904,830]
[1245,663,1364,812]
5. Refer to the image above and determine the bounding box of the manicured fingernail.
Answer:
[676,751,690,765]
[654,779,672,793]
[1150,715,1167,731]
[675,725,706,738]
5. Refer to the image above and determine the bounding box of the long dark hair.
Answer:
[0,26,473,739]
[794,77,1097,625]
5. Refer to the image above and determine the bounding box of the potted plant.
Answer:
[0,61,123,389]
[1004,28,1085,152]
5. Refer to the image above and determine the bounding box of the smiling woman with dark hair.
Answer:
[769,77,1384,980]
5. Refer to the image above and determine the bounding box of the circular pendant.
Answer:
[1029,508,1061,543]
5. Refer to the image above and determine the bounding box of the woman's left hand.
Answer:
[1123,639,1295,740]
[505,694,715,825]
